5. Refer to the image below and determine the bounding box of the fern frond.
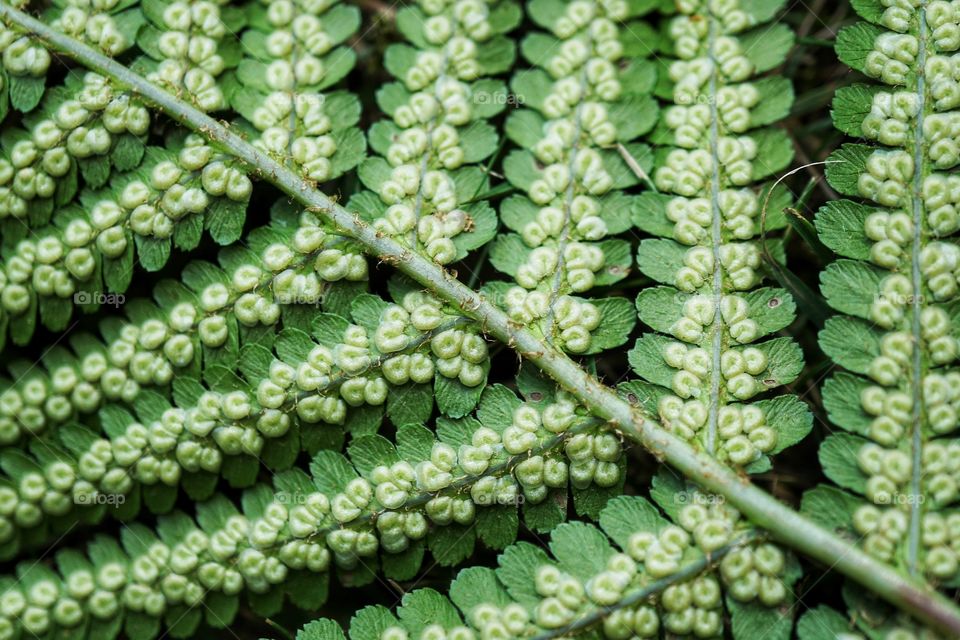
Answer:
[0,201,352,446]
[804,0,960,586]
[0,0,367,345]
[45,0,143,58]
[0,273,498,557]
[622,0,807,634]
[288,495,797,640]
[5,0,960,632]
[349,0,517,265]
[0,380,623,639]
[798,592,947,640]
[135,0,244,112]
[0,71,148,232]
[631,0,802,471]
[0,136,257,346]
[0,13,52,112]
[227,0,366,181]
[488,0,656,355]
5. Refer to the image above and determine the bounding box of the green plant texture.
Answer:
[0,0,958,639]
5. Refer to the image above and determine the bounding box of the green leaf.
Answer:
[221,455,259,487]
[8,75,45,112]
[750,76,795,128]
[298,616,347,640]
[822,372,873,436]
[495,542,552,610]
[39,297,73,332]
[204,592,239,629]
[349,606,399,640]
[331,127,367,177]
[628,333,676,388]
[205,197,247,245]
[173,212,203,250]
[476,384,522,432]
[397,589,463,632]
[635,238,687,286]
[751,128,795,180]
[548,521,614,581]
[522,492,567,533]
[586,297,636,353]
[820,259,883,320]
[286,570,330,610]
[815,199,874,261]
[79,155,112,188]
[825,144,873,196]
[800,485,860,533]
[449,567,510,612]
[387,383,434,427]
[729,598,795,640]
[762,394,814,455]
[599,495,669,550]
[135,235,171,272]
[831,84,881,136]
[819,316,880,375]
[743,23,795,73]
[350,293,390,332]
[347,435,398,477]
[247,585,284,617]
[435,372,486,418]
[396,424,436,462]
[475,505,518,550]
[125,612,161,640]
[309,450,358,496]
[797,606,858,640]
[381,540,425,581]
[836,22,885,78]
[112,134,146,171]
[819,432,868,494]
[164,606,201,638]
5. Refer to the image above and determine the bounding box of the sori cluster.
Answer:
[487,0,655,354]
[285,494,800,640]
[807,0,960,587]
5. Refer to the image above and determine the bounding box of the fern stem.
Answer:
[907,1,929,580]
[9,5,960,632]
[705,15,723,457]
[261,417,607,555]
[544,88,585,342]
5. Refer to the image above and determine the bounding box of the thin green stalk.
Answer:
[705,16,723,457]
[7,5,959,633]
[906,2,929,579]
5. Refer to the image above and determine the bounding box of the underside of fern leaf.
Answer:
[805,0,960,594]
[0,0,958,638]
